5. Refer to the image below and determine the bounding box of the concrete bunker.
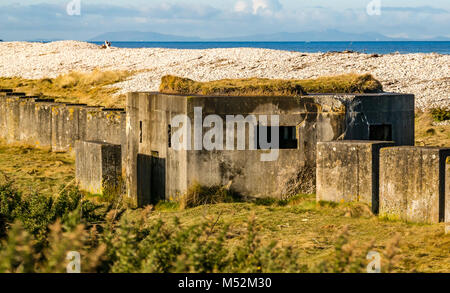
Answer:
[127,92,415,206]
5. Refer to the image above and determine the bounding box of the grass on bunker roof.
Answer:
[159,73,383,96]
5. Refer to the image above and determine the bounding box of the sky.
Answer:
[0,0,449,41]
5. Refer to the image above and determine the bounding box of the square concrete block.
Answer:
[380,147,450,224]
[316,140,395,213]
[75,141,122,195]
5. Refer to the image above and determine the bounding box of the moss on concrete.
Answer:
[159,73,383,96]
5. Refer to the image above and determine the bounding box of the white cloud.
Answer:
[234,1,248,13]
[233,0,282,15]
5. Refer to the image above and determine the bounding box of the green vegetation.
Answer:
[1,182,448,273]
[0,69,132,108]
[159,73,383,96]
[0,141,74,197]
[430,107,450,122]
[415,111,450,147]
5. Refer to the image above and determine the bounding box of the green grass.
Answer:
[0,141,74,197]
[159,73,383,96]
[144,197,449,272]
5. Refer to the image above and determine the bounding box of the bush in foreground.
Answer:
[0,183,401,273]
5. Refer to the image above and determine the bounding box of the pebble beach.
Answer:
[0,41,448,110]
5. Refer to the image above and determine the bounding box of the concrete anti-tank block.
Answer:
[34,99,56,148]
[86,108,126,175]
[75,140,122,195]
[51,104,87,153]
[380,147,450,224]
[18,97,39,144]
[316,140,395,213]
[0,96,7,139]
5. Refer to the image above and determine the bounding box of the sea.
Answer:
[90,41,450,55]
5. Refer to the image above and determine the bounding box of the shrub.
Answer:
[0,183,106,245]
[431,108,450,122]
[100,211,303,273]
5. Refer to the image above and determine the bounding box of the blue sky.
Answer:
[0,0,449,40]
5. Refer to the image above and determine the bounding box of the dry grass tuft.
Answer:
[0,69,132,107]
[178,182,241,210]
[159,73,383,96]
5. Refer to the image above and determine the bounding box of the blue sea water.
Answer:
[90,41,450,55]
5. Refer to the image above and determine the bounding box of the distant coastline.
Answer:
[88,41,450,55]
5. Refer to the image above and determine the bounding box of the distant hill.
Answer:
[88,30,449,42]
[89,31,203,42]
[89,30,411,42]
[213,30,405,42]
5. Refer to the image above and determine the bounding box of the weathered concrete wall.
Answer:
[446,157,450,234]
[86,108,127,175]
[0,96,7,139]
[126,92,187,206]
[34,100,56,148]
[0,92,127,155]
[343,93,415,146]
[184,95,347,199]
[316,141,395,213]
[51,104,87,153]
[75,141,122,195]
[18,97,40,144]
[5,97,22,143]
[380,147,450,224]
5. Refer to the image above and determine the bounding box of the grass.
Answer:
[0,69,133,108]
[145,195,449,273]
[0,140,74,197]
[430,108,450,122]
[415,111,450,147]
[159,73,383,96]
